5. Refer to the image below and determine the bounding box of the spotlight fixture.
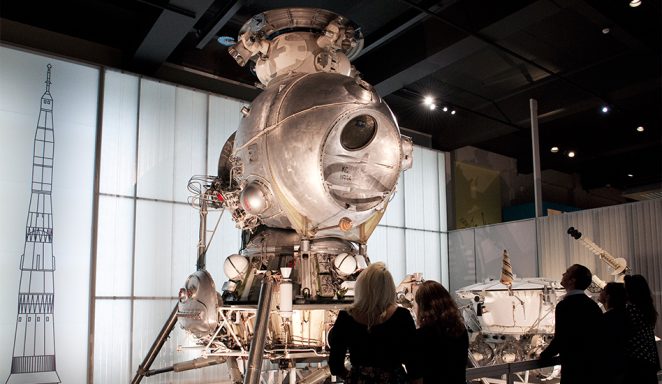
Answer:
[567,151,576,158]
[429,103,437,110]
[423,96,434,106]
[602,27,610,34]
[551,146,559,153]
[217,36,236,46]
[442,106,448,112]
[627,174,634,178]
[629,0,642,7]
[636,126,645,132]
[600,106,609,113]
[451,110,456,115]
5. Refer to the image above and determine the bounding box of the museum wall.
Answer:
[0,46,97,384]
[0,45,449,383]
[451,145,628,225]
[449,198,662,337]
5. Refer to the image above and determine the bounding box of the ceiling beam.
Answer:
[196,0,243,49]
[133,0,216,70]
[354,2,454,60]
[375,0,561,96]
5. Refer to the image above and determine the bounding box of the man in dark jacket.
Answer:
[540,264,604,384]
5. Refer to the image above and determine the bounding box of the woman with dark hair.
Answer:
[599,282,628,384]
[414,280,468,384]
[623,274,661,384]
[328,262,421,383]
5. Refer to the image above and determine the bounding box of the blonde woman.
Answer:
[328,262,421,383]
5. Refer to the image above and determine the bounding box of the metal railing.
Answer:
[466,357,561,384]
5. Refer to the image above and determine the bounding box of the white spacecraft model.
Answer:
[132,8,412,384]
[456,232,631,382]
[455,250,563,372]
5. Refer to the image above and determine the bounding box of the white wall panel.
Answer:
[404,146,441,231]
[137,79,176,200]
[206,211,243,281]
[404,229,442,283]
[448,229,477,291]
[134,200,173,296]
[475,219,537,282]
[0,46,97,384]
[421,148,441,231]
[170,203,201,290]
[94,300,131,384]
[100,70,138,196]
[368,226,406,283]
[173,88,207,203]
[96,196,134,296]
[438,152,448,232]
[382,180,405,227]
[439,232,449,288]
[207,95,244,174]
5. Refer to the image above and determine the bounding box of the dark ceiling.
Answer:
[2,0,660,195]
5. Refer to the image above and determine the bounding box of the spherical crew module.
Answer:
[132,8,413,384]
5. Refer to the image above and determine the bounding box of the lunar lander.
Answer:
[132,8,413,384]
[456,228,630,382]
[455,251,563,372]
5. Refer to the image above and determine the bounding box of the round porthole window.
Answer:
[340,115,377,151]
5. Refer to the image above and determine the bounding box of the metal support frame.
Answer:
[530,98,543,218]
[130,304,179,384]
[244,274,274,384]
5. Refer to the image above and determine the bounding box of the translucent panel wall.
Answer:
[95,70,245,383]
[369,146,449,286]
[94,69,450,382]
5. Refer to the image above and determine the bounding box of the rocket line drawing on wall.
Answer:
[6,64,61,384]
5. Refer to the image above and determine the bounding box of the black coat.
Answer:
[415,324,468,384]
[540,293,604,384]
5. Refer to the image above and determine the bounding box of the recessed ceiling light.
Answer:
[602,28,610,34]
[423,96,434,106]
[627,174,634,178]
[636,126,645,132]
[629,0,642,7]
[442,106,448,112]
[601,106,609,113]
[451,110,456,115]
[429,103,436,110]
[567,151,576,158]
[551,146,559,153]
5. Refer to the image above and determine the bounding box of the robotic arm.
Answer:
[567,226,630,277]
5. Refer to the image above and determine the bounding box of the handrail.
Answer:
[466,357,561,384]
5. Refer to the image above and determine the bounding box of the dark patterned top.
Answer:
[625,303,661,369]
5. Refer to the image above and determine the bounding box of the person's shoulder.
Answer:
[394,306,411,316]
[336,309,352,322]
[394,306,415,320]
[391,306,415,325]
